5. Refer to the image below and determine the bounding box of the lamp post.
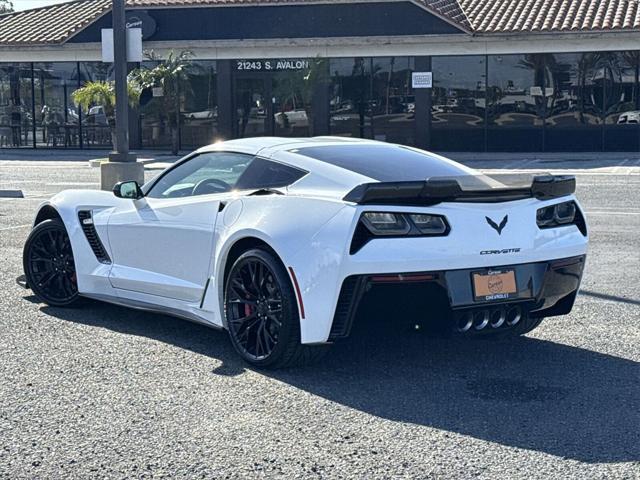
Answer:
[101,0,143,190]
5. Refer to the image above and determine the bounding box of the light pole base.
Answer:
[108,152,138,163]
[100,157,144,191]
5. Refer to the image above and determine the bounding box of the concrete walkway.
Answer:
[444,152,640,172]
[1,148,639,173]
[0,149,185,164]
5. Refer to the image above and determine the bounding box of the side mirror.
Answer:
[113,181,144,200]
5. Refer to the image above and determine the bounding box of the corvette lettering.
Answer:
[480,248,522,255]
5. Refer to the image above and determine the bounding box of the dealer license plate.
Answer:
[472,269,517,302]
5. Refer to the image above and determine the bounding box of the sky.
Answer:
[13,0,70,11]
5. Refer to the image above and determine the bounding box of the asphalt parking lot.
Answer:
[0,155,638,479]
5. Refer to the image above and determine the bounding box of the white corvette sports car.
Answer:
[21,137,588,367]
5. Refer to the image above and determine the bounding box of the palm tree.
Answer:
[129,50,194,154]
[0,0,13,14]
[621,51,640,109]
[518,53,557,116]
[574,52,602,124]
[71,80,140,148]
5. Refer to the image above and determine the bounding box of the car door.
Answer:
[106,151,255,303]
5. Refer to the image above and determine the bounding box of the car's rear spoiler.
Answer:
[343,175,576,205]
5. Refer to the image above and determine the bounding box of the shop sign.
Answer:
[530,86,543,96]
[412,72,432,89]
[236,59,310,71]
[101,28,143,62]
[126,11,157,40]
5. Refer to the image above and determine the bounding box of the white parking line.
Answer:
[48,182,99,186]
[0,224,31,231]
[610,160,629,174]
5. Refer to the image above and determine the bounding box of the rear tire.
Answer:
[224,248,329,368]
[23,219,80,307]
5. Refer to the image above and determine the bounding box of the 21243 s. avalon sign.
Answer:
[236,59,310,71]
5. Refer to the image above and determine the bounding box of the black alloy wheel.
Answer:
[226,251,284,362]
[23,219,79,306]
[224,248,328,368]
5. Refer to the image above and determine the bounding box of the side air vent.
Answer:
[329,276,366,340]
[78,210,111,264]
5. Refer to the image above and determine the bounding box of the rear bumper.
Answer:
[329,255,586,339]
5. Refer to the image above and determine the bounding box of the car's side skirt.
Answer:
[80,293,224,330]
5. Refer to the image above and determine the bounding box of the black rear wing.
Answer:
[343,175,576,205]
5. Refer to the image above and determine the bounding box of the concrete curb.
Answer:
[88,157,175,168]
[0,190,24,198]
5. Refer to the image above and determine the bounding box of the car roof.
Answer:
[192,137,477,199]
[197,136,378,157]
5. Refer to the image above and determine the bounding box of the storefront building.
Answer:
[1,0,640,152]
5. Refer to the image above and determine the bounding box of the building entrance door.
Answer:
[233,63,314,139]
[234,76,273,138]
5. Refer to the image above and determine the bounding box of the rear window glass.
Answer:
[292,144,468,181]
[235,158,307,190]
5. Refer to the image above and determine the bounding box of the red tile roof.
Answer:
[0,0,111,45]
[1,0,639,46]
[457,0,640,33]
[421,0,472,31]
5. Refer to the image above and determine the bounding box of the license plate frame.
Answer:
[472,269,517,302]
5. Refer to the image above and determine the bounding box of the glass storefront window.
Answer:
[2,51,640,153]
[234,76,268,138]
[33,63,81,148]
[139,60,172,149]
[181,60,218,147]
[232,58,323,138]
[0,63,33,148]
[431,55,486,151]
[140,60,219,150]
[544,53,604,151]
[370,57,414,145]
[487,54,545,151]
[602,51,640,151]
[272,66,312,137]
[79,62,114,148]
[329,58,372,138]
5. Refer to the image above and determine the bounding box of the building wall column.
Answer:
[414,56,431,150]
[310,58,330,136]
[216,60,234,140]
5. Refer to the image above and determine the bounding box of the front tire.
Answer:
[23,218,79,307]
[224,248,328,368]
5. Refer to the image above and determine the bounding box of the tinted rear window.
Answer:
[293,144,468,181]
[235,158,307,190]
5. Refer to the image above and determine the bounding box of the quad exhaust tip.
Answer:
[473,310,489,330]
[456,305,522,333]
[506,306,522,326]
[457,311,474,333]
[489,308,506,329]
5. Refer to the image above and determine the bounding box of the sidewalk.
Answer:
[0,149,186,164]
[443,152,640,171]
[1,148,639,172]
[443,152,640,162]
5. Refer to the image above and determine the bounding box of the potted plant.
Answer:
[71,80,140,149]
[130,50,194,154]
